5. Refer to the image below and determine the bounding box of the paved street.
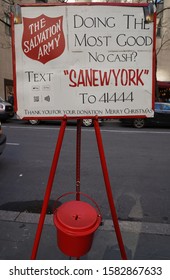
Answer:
[0,119,170,259]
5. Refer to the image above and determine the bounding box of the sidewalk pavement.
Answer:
[0,210,170,260]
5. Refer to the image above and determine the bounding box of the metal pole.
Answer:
[31,118,67,260]
[76,119,82,201]
[94,117,127,260]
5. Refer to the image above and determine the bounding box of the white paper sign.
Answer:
[13,3,156,119]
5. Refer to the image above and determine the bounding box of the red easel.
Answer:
[31,116,127,260]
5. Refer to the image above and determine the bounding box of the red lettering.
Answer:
[69,69,77,87]
[85,69,93,86]
[67,68,146,87]
[93,70,99,86]
[111,69,120,86]
[99,71,111,86]
[128,69,136,85]
[136,69,144,85]
[77,69,85,86]
[121,69,128,86]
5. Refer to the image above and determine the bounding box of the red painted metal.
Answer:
[53,200,102,257]
[31,118,67,260]
[10,13,17,113]
[76,119,82,201]
[93,118,127,260]
[31,116,127,259]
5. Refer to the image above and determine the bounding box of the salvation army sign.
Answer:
[22,15,65,64]
[12,3,156,119]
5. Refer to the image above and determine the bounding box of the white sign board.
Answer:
[13,3,156,120]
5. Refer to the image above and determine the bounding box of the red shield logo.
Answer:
[22,14,65,64]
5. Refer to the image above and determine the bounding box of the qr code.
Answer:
[34,96,40,102]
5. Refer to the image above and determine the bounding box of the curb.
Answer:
[1,210,170,236]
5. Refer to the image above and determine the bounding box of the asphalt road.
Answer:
[0,119,170,226]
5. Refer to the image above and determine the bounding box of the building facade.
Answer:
[0,0,13,100]
[156,0,170,82]
[0,0,170,100]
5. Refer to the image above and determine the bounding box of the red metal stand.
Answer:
[94,117,127,260]
[76,119,82,201]
[31,117,127,260]
[31,118,67,260]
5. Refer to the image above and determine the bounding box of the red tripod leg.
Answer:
[76,119,82,201]
[31,118,67,260]
[94,118,127,260]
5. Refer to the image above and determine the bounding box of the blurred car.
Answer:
[28,118,96,127]
[120,102,170,128]
[0,97,14,121]
[0,121,6,155]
